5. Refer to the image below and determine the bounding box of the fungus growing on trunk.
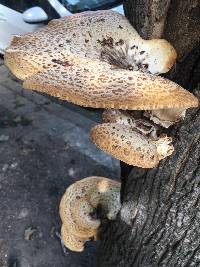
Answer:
[4,10,199,251]
[90,106,190,168]
[59,176,121,252]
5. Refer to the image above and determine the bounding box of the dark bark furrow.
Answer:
[183,244,200,267]
[124,0,171,39]
[188,52,200,88]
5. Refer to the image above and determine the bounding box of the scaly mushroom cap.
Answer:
[60,176,121,251]
[5,10,176,79]
[5,10,197,110]
[90,123,174,168]
[22,56,198,110]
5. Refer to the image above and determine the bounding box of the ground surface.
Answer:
[0,60,120,267]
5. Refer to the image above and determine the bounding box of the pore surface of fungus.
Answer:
[59,176,121,252]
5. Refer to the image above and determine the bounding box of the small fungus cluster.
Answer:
[5,10,198,251]
[60,177,120,251]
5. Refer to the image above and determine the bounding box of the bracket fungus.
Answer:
[59,176,121,252]
[91,123,174,168]
[4,9,199,253]
[4,10,198,168]
[91,110,174,168]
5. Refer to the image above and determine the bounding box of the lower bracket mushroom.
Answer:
[90,122,174,168]
[59,176,121,252]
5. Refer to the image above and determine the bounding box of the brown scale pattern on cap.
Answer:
[90,123,162,168]
[23,56,198,110]
[59,176,121,252]
[94,110,174,166]
[5,11,139,79]
[5,10,177,79]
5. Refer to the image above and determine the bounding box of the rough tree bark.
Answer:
[97,1,200,266]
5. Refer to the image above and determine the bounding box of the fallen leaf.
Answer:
[24,227,37,240]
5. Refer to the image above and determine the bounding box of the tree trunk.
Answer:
[97,1,200,266]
